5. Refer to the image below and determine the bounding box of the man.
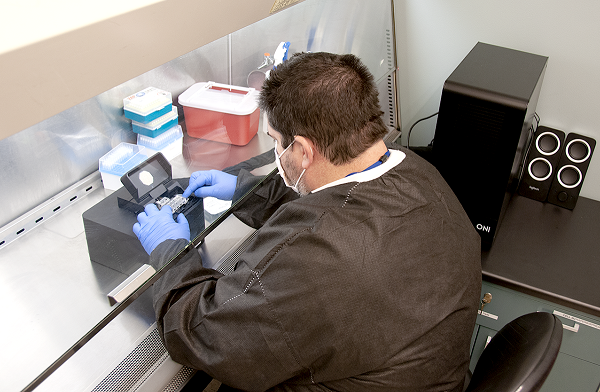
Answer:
[133,52,481,391]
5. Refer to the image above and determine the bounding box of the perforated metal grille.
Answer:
[386,73,396,129]
[380,26,398,133]
[91,328,167,392]
[386,28,394,70]
[0,172,101,250]
[270,0,304,14]
[161,366,196,392]
[386,26,398,130]
[457,102,506,152]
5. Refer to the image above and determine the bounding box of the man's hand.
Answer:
[133,204,191,255]
[182,170,237,200]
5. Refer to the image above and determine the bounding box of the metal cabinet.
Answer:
[470,281,600,392]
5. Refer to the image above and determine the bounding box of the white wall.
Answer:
[394,0,600,201]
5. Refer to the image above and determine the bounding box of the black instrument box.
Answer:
[83,153,204,274]
[432,42,548,248]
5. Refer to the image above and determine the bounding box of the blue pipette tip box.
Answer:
[132,107,178,138]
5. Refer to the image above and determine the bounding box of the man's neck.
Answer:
[304,140,389,191]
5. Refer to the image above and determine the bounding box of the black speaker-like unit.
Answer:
[547,132,596,209]
[432,42,548,248]
[518,126,566,201]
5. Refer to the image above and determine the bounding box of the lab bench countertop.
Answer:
[482,194,600,318]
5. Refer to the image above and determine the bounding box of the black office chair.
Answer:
[189,312,563,392]
[464,312,563,392]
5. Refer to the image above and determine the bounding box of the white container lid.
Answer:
[123,87,172,116]
[178,82,259,116]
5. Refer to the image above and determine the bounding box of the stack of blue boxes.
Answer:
[98,87,185,190]
[123,87,183,161]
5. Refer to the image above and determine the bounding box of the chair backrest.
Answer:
[465,312,563,392]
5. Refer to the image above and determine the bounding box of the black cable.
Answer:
[406,112,439,148]
[533,112,540,131]
[519,112,542,182]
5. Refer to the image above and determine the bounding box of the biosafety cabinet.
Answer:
[0,1,399,391]
[2,1,600,391]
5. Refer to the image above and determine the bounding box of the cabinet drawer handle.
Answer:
[561,323,580,333]
[552,310,600,333]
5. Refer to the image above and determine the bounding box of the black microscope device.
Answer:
[83,153,204,274]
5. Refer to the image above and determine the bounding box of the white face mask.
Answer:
[274,139,306,194]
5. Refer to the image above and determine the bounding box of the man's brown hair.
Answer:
[259,52,388,165]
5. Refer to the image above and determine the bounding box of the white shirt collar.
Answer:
[311,149,406,193]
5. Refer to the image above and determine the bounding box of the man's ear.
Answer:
[295,136,315,169]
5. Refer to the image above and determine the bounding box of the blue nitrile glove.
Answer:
[182,170,237,200]
[133,204,190,255]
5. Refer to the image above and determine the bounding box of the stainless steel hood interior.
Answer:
[0,1,398,391]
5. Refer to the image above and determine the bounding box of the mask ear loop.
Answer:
[292,144,312,193]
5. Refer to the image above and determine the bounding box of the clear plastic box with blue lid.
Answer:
[137,125,183,161]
